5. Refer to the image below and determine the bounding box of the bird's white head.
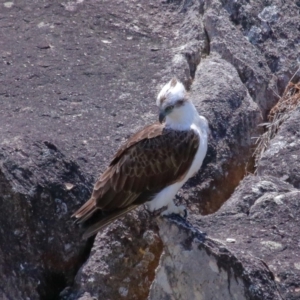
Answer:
[156,78,197,130]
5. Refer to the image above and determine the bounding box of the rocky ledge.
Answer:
[0,0,300,299]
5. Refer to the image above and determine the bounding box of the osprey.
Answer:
[72,78,209,239]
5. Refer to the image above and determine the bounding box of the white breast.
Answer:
[147,115,208,212]
[183,118,208,181]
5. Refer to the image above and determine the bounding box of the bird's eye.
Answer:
[165,105,174,113]
[176,100,184,106]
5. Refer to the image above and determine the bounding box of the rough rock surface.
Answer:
[149,109,300,300]
[187,56,261,214]
[257,109,300,188]
[0,141,92,300]
[182,0,300,214]
[1,0,300,299]
[150,215,282,300]
[0,0,180,299]
[66,212,162,300]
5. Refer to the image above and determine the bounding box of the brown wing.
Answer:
[111,122,165,164]
[72,122,199,238]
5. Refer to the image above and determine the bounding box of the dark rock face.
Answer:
[0,141,92,300]
[1,0,300,299]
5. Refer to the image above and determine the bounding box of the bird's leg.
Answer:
[161,201,188,218]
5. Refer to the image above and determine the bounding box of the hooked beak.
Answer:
[159,110,166,123]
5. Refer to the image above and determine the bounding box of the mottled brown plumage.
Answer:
[72,122,199,239]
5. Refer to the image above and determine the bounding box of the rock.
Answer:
[0,140,92,300]
[149,215,281,300]
[187,56,262,214]
[1,0,300,299]
[67,212,162,300]
[192,174,300,299]
[0,0,179,298]
[257,109,300,188]
[203,1,277,115]
[149,102,300,299]
[220,0,300,93]
[168,0,300,217]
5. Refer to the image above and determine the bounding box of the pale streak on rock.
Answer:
[148,216,280,300]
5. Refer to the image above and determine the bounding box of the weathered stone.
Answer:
[149,107,300,299]
[192,173,300,300]
[202,0,277,115]
[186,56,262,214]
[1,0,300,299]
[66,211,162,300]
[149,215,282,300]
[0,140,92,300]
[257,109,300,189]
[220,0,300,93]
[0,0,181,298]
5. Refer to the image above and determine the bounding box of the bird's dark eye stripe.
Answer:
[165,100,184,113]
[165,105,174,112]
[175,99,184,107]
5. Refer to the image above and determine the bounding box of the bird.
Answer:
[72,78,209,239]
